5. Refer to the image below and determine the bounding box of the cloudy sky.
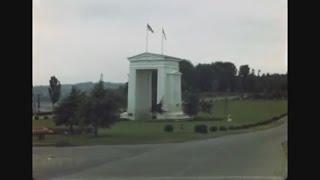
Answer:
[33,0,287,85]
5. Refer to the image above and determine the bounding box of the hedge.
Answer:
[194,124,208,134]
[164,124,174,132]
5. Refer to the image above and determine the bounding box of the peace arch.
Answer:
[121,52,188,120]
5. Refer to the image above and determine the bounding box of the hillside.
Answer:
[33,81,125,102]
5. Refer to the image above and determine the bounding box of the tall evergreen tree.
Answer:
[48,76,61,109]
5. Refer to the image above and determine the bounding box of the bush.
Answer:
[200,100,213,114]
[233,126,241,130]
[209,126,217,132]
[241,125,249,129]
[194,124,208,134]
[164,124,174,132]
[228,126,235,130]
[34,116,39,120]
[55,140,71,147]
[183,91,200,116]
[43,116,48,119]
[219,126,227,131]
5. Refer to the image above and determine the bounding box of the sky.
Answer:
[33,0,287,86]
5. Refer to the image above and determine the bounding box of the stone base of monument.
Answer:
[120,112,133,120]
[120,112,190,120]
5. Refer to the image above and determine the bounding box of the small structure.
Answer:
[121,52,188,120]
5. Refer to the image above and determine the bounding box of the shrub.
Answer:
[233,126,241,130]
[246,124,253,128]
[219,126,227,131]
[55,140,71,147]
[164,124,174,132]
[229,126,235,130]
[209,126,217,132]
[194,124,208,134]
[34,116,39,120]
[43,116,48,119]
[200,100,214,114]
[183,91,200,116]
[242,125,249,129]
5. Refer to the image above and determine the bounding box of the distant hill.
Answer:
[33,81,125,102]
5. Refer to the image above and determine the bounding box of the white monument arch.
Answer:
[121,52,188,120]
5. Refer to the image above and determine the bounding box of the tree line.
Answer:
[179,60,287,97]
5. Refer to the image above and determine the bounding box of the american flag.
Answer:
[147,24,154,33]
[162,28,166,40]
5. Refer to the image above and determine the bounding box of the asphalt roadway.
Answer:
[33,117,287,180]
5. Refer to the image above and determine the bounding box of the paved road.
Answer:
[33,117,287,180]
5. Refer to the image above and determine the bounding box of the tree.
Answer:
[48,76,61,109]
[182,91,200,116]
[238,65,250,92]
[195,63,214,92]
[239,65,250,77]
[214,62,237,92]
[180,60,196,92]
[80,80,121,137]
[115,82,128,110]
[53,86,83,134]
[193,61,237,92]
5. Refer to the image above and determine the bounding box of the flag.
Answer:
[147,24,154,33]
[162,28,166,40]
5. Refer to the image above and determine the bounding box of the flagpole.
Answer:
[161,32,164,55]
[146,28,148,52]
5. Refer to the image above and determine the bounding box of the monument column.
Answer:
[157,66,167,111]
[127,67,136,118]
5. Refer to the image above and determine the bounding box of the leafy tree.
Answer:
[180,60,196,92]
[214,62,237,91]
[114,82,128,110]
[238,65,250,92]
[239,65,250,77]
[194,62,237,92]
[48,76,61,109]
[195,63,215,92]
[53,86,83,134]
[182,91,200,116]
[80,80,121,137]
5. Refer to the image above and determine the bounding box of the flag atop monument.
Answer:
[147,24,154,33]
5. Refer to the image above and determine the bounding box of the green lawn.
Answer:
[209,99,288,124]
[32,118,55,128]
[33,99,287,146]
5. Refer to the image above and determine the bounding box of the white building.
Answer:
[121,52,188,120]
